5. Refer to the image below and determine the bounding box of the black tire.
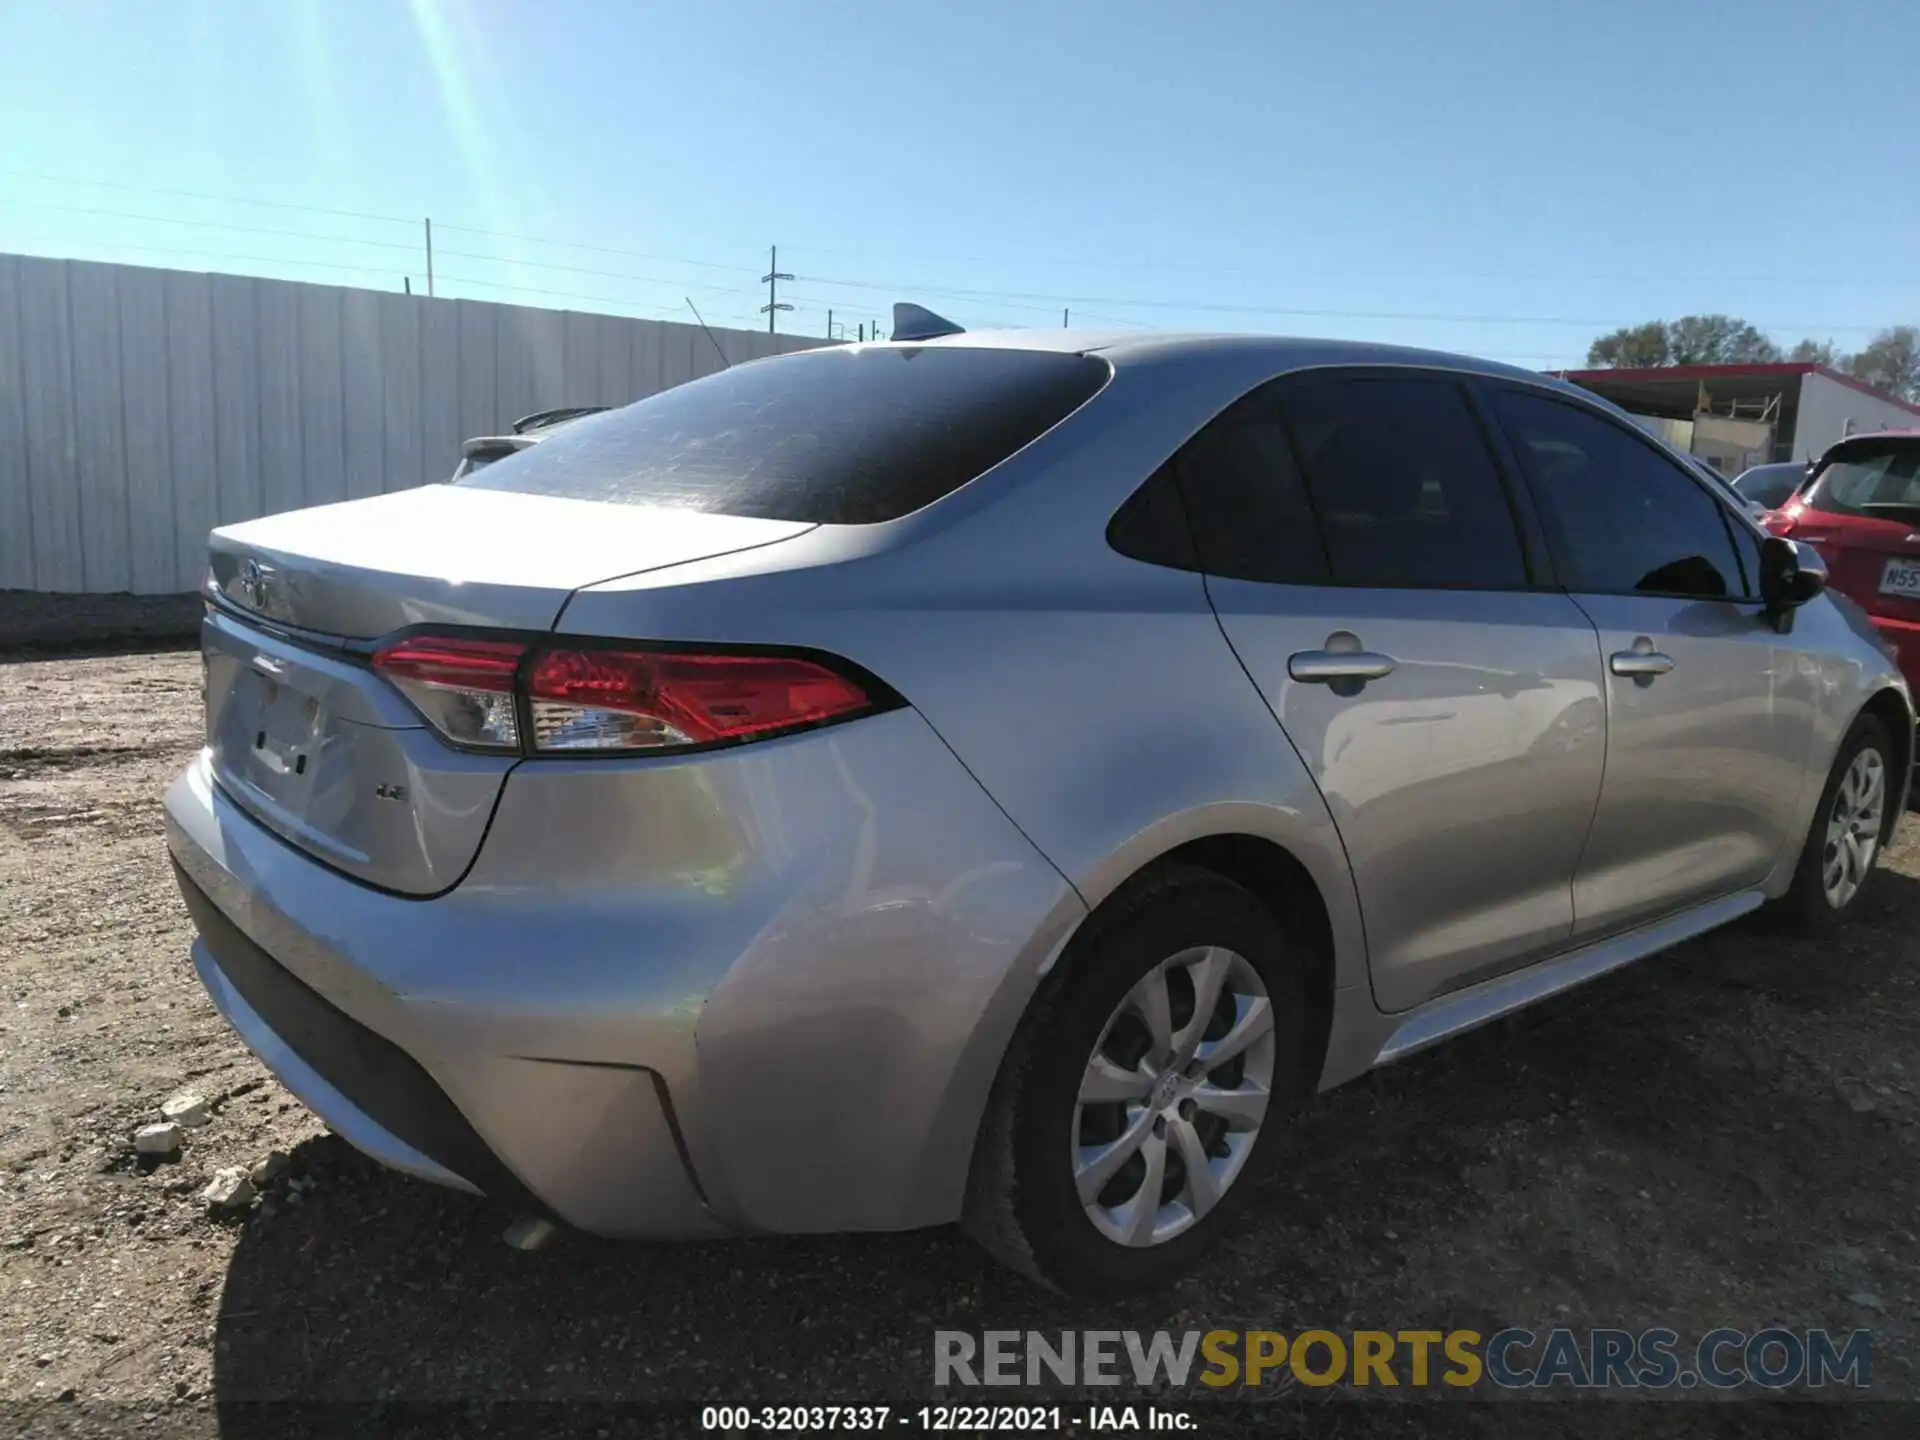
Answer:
[1772,712,1894,936]
[962,863,1308,1298]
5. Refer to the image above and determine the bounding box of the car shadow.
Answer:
[208,867,1920,1424]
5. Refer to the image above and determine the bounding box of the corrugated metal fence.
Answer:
[0,252,824,594]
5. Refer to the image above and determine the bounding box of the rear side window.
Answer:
[1277,375,1530,589]
[1808,442,1920,523]
[1491,389,1744,599]
[458,346,1110,524]
[1174,399,1331,585]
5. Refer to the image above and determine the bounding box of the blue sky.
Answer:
[1,0,1914,368]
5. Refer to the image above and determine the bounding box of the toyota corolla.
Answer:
[165,314,1911,1296]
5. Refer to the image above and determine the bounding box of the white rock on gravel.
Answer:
[200,1168,255,1211]
[133,1123,181,1157]
[160,1094,211,1128]
[248,1151,290,1187]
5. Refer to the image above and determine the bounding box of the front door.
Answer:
[1485,384,1812,938]
[1170,370,1608,1013]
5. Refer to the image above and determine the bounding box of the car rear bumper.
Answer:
[163,708,1082,1238]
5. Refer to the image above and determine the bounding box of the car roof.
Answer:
[895,325,1617,420]
[915,325,1548,380]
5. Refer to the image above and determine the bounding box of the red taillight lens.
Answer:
[372,636,528,750]
[526,648,873,753]
[371,633,881,755]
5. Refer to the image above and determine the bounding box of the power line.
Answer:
[0,168,417,227]
[433,245,746,294]
[0,169,764,275]
[6,239,418,282]
[3,170,1896,345]
[0,241,742,326]
[430,219,760,274]
[0,198,428,253]
[793,272,1900,334]
[0,198,755,298]
[7,167,1903,304]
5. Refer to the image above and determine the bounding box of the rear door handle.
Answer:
[1288,638,1397,684]
[1609,645,1675,678]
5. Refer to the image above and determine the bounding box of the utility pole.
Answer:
[424,218,435,297]
[827,308,833,341]
[404,277,412,296]
[1063,307,1069,328]
[858,323,865,343]
[760,245,793,334]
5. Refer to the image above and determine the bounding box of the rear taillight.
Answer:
[371,633,884,756]
[372,636,526,751]
[527,648,871,752]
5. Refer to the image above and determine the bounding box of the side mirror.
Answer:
[1760,535,1825,629]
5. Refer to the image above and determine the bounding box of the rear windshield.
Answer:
[456,345,1111,524]
[1808,441,1920,521]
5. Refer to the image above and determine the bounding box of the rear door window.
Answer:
[1276,374,1531,589]
[457,346,1110,524]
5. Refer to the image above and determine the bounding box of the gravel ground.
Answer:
[1,649,1916,1436]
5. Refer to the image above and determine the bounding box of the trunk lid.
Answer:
[201,485,814,894]
[208,484,814,638]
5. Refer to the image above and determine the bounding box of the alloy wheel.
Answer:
[1822,746,1886,909]
[1071,946,1276,1247]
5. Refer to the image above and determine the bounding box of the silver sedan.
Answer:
[165,317,1911,1296]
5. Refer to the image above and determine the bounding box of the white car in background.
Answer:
[449,406,609,480]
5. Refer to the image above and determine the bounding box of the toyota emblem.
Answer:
[237,559,270,611]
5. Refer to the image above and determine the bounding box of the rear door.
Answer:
[1484,384,1812,939]
[1177,369,1609,1013]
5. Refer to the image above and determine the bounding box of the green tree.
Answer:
[1789,338,1843,367]
[1664,314,1782,366]
[1844,326,1920,401]
[1585,321,1670,368]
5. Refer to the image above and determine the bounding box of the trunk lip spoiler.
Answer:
[204,586,375,662]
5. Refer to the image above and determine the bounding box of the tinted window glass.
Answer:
[1276,376,1529,589]
[1106,463,1199,570]
[1173,398,1330,585]
[1808,441,1920,522]
[1492,390,1743,599]
[459,347,1110,524]
[1724,514,1765,600]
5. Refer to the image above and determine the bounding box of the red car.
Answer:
[1765,430,1920,691]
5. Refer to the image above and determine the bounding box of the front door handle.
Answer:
[1609,639,1675,679]
[1289,631,1397,684]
